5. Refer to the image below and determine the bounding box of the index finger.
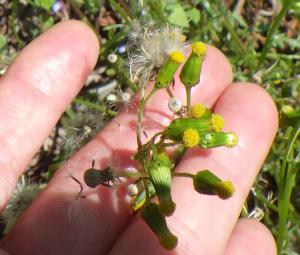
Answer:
[0,20,99,211]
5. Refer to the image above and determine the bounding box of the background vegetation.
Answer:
[0,0,299,254]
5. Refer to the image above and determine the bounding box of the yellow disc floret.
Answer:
[182,128,200,148]
[212,114,224,132]
[191,103,206,118]
[191,42,206,57]
[170,51,185,64]
[216,180,235,199]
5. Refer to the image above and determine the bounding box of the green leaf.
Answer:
[185,7,201,24]
[166,4,189,28]
[0,34,7,52]
[33,0,55,11]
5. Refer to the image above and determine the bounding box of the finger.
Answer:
[224,219,276,255]
[108,83,278,255]
[0,46,233,254]
[0,20,99,210]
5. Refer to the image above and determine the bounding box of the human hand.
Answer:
[0,21,277,255]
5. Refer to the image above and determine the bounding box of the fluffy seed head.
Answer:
[127,22,187,87]
[182,128,200,148]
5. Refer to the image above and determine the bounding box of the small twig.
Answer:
[70,176,86,199]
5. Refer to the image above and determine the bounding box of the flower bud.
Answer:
[147,152,175,216]
[193,170,234,199]
[155,51,185,89]
[216,180,235,199]
[179,42,206,87]
[141,203,178,250]
[199,132,238,148]
[163,117,212,142]
[191,103,211,118]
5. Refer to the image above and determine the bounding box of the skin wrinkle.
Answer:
[30,55,66,95]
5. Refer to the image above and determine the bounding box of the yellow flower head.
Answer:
[191,103,206,118]
[182,128,200,148]
[191,42,206,57]
[170,51,185,64]
[216,180,235,199]
[212,114,224,132]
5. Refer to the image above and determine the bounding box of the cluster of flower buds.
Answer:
[82,35,238,250]
[163,103,238,149]
[127,41,238,250]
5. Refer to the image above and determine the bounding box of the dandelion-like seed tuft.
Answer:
[182,128,200,148]
[62,110,104,155]
[2,176,42,234]
[127,22,187,87]
[191,103,206,118]
[211,114,224,132]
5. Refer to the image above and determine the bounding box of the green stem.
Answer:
[137,87,158,148]
[185,86,192,116]
[222,16,247,55]
[277,121,300,252]
[258,0,294,69]
[65,108,77,120]
[74,98,106,112]
[108,0,131,23]
[116,171,148,179]
[10,0,23,48]
[68,0,101,43]
[241,204,249,218]
[173,172,194,178]
[166,87,174,98]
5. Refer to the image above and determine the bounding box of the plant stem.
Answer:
[258,0,294,69]
[173,172,194,178]
[166,87,174,98]
[10,0,23,48]
[185,86,192,116]
[277,121,300,253]
[74,98,106,112]
[116,171,148,179]
[137,87,158,148]
[68,0,101,43]
[222,16,247,55]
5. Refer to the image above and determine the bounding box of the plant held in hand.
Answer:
[81,24,238,250]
